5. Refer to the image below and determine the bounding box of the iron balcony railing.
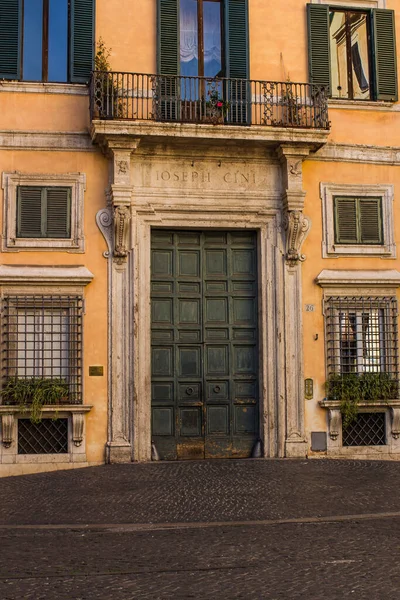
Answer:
[90,71,329,130]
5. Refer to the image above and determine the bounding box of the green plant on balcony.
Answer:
[325,372,398,428]
[204,89,230,124]
[1,377,69,424]
[94,38,124,118]
[274,78,307,127]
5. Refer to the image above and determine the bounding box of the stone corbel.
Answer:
[328,409,341,441]
[1,414,15,448]
[283,210,311,266]
[114,204,131,263]
[276,144,310,212]
[390,407,400,439]
[72,413,85,447]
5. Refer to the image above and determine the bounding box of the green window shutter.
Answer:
[224,0,249,124]
[70,0,95,83]
[307,4,330,93]
[372,9,398,101]
[46,188,71,238]
[17,187,43,238]
[359,198,382,244]
[224,0,249,80]
[157,0,179,75]
[334,197,358,244]
[0,0,22,80]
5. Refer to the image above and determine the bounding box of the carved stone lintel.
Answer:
[391,407,400,439]
[72,413,85,447]
[1,414,15,448]
[114,205,131,262]
[328,409,341,440]
[283,210,311,266]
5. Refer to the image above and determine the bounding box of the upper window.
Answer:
[320,183,395,258]
[17,186,71,239]
[0,0,94,84]
[329,10,371,100]
[307,4,398,102]
[180,0,223,79]
[158,0,248,80]
[23,0,68,82]
[1,172,85,252]
[334,196,382,244]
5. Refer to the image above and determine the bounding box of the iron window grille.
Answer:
[18,418,69,454]
[342,412,386,446]
[1,295,83,404]
[325,295,399,387]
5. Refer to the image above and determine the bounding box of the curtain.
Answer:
[180,0,221,65]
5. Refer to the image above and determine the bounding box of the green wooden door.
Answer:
[151,230,259,460]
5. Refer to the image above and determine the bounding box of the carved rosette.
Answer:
[283,210,311,266]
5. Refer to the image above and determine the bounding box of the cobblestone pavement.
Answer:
[1,459,400,599]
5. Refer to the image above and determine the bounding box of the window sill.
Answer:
[328,99,398,112]
[0,81,88,96]
[322,243,396,259]
[320,399,400,409]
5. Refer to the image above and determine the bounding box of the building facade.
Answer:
[0,0,399,475]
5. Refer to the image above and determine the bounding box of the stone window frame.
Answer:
[1,172,85,252]
[320,182,395,258]
[0,265,94,466]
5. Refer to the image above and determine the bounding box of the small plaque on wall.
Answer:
[89,365,104,376]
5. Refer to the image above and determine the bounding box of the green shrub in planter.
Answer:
[326,372,399,428]
[1,378,69,424]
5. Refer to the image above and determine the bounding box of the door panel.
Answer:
[151,229,259,460]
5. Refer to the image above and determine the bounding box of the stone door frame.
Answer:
[96,140,312,463]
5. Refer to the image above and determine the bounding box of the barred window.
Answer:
[325,296,399,401]
[1,296,83,404]
[325,296,398,378]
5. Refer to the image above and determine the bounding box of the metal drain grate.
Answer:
[342,412,386,446]
[18,418,68,454]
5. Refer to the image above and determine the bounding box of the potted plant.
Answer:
[1,377,69,424]
[204,89,230,124]
[93,38,124,119]
[325,372,398,428]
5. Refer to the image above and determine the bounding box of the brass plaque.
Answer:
[89,365,104,377]
[305,378,313,400]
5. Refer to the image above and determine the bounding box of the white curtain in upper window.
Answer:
[180,0,222,65]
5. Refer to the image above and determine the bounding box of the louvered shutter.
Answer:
[70,0,95,83]
[224,0,249,124]
[359,198,382,244]
[157,0,179,75]
[46,188,71,238]
[17,187,43,238]
[307,4,330,94]
[334,197,358,244]
[0,0,22,80]
[157,0,179,120]
[372,9,398,101]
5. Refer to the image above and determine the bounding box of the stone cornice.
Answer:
[90,120,329,150]
[0,265,94,286]
[316,269,400,288]
[0,131,95,152]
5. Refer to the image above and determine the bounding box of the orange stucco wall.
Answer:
[2,0,400,466]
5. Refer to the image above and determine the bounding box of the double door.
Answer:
[151,230,259,459]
